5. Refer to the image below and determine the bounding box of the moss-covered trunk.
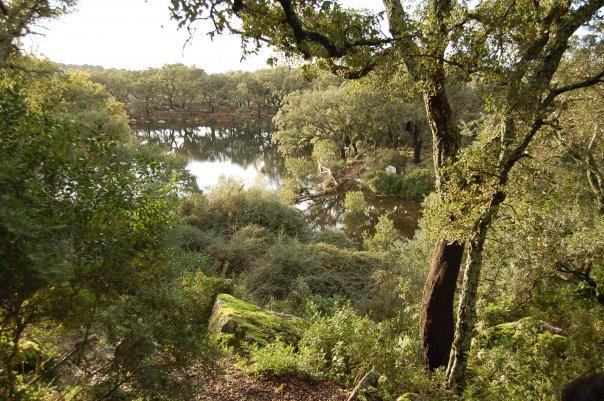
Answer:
[419,75,464,370]
[445,190,506,389]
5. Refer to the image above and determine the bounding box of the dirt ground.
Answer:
[199,361,349,401]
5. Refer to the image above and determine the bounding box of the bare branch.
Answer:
[543,68,604,107]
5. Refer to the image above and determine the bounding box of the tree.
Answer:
[170,0,604,390]
[156,63,205,110]
[274,83,409,163]
[89,68,136,104]
[131,69,162,119]
[0,58,207,400]
[552,40,604,216]
[0,0,75,66]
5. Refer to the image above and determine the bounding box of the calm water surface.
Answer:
[136,124,421,238]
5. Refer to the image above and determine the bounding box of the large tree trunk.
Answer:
[384,0,463,372]
[419,81,464,369]
[445,190,506,389]
[420,239,464,369]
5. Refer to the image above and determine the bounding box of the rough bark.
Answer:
[413,137,422,164]
[419,81,464,370]
[405,120,422,164]
[380,11,463,372]
[423,87,459,193]
[420,239,464,370]
[445,191,506,389]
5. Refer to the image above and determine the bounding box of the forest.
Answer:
[1,1,603,401]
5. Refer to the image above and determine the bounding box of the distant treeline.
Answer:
[58,63,343,124]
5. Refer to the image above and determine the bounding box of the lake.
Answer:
[136,124,421,239]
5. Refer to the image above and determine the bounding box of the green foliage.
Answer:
[310,228,355,249]
[284,157,315,184]
[69,63,321,120]
[367,172,404,195]
[364,148,410,174]
[245,304,434,396]
[465,315,577,401]
[247,340,323,378]
[400,169,433,200]
[367,169,433,200]
[0,1,75,67]
[344,190,367,215]
[312,139,344,171]
[242,239,392,312]
[273,81,423,196]
[0,58,213,400]
[364,215,399,252]
[175,184,420,320]
[181,180,308,237]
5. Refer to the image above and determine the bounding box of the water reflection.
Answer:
[136,124,420,238]
[302,190,420,240]
[137,124,284,189]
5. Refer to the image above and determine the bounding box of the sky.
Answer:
[23,0,384,73]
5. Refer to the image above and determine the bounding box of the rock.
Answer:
[562,373,604,401]
[346,368,380,401]
[396,393,428,401]
[476,316,568,355]
[208,294,304,349]
[385,165,397,174]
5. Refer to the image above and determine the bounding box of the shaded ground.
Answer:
[199,360,348,401]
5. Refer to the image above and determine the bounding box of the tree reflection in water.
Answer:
[301,190,421,240]
[136,123,420,238]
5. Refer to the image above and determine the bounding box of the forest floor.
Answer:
[199,359,349,401]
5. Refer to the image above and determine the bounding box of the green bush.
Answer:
[310,228,355,249]
[367,171,404,195]
[344,190,367,215]
[242,239,394,313]
[364,214,399,251]
[246,304,433,397]
[200,225,272,275]
[464,305,604,401]
[366,169,433,200]
[399,169,433,200]
[478,298,529,329]
[181,180,308,237]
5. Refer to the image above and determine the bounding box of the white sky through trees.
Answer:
[23,0,384,73]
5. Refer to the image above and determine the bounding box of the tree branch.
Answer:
[0,1,9,17]
[542,68,604,107]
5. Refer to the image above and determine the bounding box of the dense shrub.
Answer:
[366,169,433,200]
[176,185,419,318]
[344,190,367,215]
[181,180,308,237]
[246,304,434,397]
[0,60,215,400]
[310,227,355,249]
[367,171,404,195]
[239,237,402,316]
[399,169,433,200]
[364,214,399,251]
